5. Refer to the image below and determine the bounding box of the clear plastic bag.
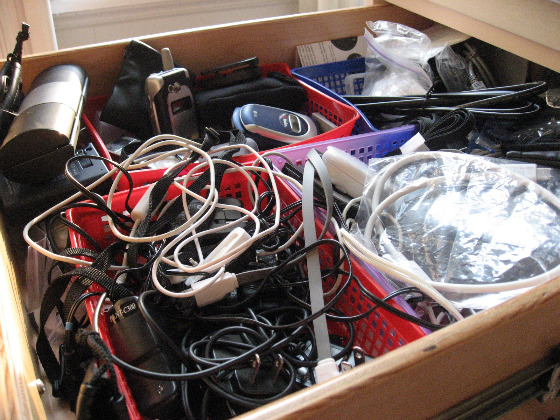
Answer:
[350,152,560,310]
[510,115,560,144]
[361,20,434,97]
[435,44,472,92]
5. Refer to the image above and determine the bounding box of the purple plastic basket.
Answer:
[266,124,417,169]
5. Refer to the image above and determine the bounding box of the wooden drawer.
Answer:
[2,4,560,419]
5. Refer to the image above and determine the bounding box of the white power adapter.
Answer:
[322,146,369,199]
[180,228,251,306]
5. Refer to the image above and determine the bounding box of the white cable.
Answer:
[364,174,450,258]
[23,158,123,267]
[342,196,361,222]
[22,134,208,267]
[258,150,296,170]
[93,292,108,334]
[150,143,285,298]
[23,137,309,302]
[249,166,305,255]
[166,154,275,272]
[166,201,260,273]
[336,227,464,321]
[106,140,217,243]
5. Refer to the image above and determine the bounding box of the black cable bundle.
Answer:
[384,108,476,155]
[35,142,456,419]
[345,82,548,128]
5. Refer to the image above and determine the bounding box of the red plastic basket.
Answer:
[83,63,359,191]
[262,126,430,326]
[66,169,426,419]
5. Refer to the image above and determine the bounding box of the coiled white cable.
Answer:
[105,138,217,243]
[150,143,286,298]
[22,134,208,267]
[356,151,560,295]
[336,225,464,321]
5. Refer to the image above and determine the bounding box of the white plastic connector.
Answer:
[131,184,158,222]
[187,227,251,284]
[197,227,251,271]
[192,272,239,306]
[168,227,251,285]
[322,146,369,199]
[399,132,430,155]
[314,357,340,383]
[501,163,552,182]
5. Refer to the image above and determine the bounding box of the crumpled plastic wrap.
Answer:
[351,151,560,310]
[362,20,434,97]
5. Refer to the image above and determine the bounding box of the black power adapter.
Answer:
[0,142,111,220]
[106,296,180,419]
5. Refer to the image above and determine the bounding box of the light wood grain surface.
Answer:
[14,6,432,98]
[0,217,46,420]
[384,0,560,73]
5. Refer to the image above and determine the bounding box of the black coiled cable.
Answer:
[346,81,548,124]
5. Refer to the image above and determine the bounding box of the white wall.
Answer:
[52,0,299,49]
[0,0,57,57]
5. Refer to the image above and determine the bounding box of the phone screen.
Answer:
[171,96,192,115]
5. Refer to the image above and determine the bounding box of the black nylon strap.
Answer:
[61,247,99,261]
[61,266,131,323]
[36,272,74,387]
[36,242,132,393]
[62,241,129,319]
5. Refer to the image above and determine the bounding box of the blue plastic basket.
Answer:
[292,58,374,133]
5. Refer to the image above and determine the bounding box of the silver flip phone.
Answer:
[146,48,198,139]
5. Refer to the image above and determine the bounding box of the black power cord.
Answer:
[346,81,548,124]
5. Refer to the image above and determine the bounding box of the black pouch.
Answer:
[100,40,194,140]
[194,72,307,131]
